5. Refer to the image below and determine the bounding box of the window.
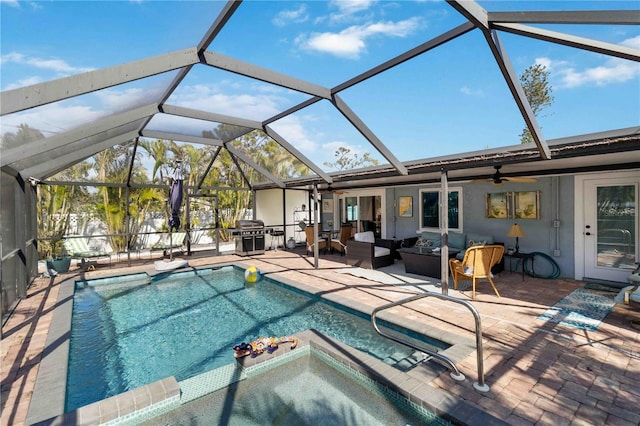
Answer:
[419,188,462,231]
[345,197,358,221]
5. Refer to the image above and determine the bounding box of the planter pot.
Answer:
[46,257,71,273]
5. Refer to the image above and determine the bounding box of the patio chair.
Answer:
[63,237,111,268]
[346,231,395,269]
[449,245,504,300]
[150,232,187,257]
[331,224,352,255]
[304,226,327,255]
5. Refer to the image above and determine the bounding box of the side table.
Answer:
[503,252,535,281]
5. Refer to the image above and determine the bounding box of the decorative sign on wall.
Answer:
[486,191,540,219]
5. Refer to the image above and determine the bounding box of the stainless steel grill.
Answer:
[233,220,266,256]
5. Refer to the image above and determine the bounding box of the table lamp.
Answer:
[507,223,526,253]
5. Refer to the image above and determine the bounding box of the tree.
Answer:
[1,123,45,149]
[519,63,554,144]
[323,147,379,170]
[37,163,92,259]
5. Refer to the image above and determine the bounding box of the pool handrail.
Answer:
[371,292,489,392]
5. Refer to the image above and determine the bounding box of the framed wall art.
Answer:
[486,192,509,219]
[398,196,413,218]
[485,191,541,219]
[322,198,334,213]
[512,191,540,219]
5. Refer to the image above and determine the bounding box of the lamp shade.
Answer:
[507,223,526,238]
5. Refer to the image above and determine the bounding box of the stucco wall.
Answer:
[385,176,576,279]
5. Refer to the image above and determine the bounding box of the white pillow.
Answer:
[354,231,375,243]
[374,246,391,257]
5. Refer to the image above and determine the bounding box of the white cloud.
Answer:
[94,87,163,111]
[620,35,640,50]
[1,51,95,84]
[558,58,639,88]
[1,104,105,137]
[174,85,282,121]
[296,17,421,59]
[4,76,43,90]
[297,32,365,59]
[269,115,319,155]
[460,86,484,97]
[0,0,20,7]
[534,57,554,70]
[328,0,375,23]
[273,4,309,27]
[331,0,374,15]
[533,53,640,89]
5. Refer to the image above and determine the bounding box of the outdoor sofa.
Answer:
[403,231,504,274]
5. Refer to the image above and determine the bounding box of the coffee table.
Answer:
[398,247,459,278]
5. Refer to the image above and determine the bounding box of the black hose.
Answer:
[524,251,561,279]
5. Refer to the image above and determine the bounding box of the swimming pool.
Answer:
[66,266,450,412]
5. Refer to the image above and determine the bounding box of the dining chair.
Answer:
[304,226,327,255]
[331,224,352,255]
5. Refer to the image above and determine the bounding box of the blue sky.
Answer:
[1,0,639,172]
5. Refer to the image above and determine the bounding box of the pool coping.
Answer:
[26,263,494,425]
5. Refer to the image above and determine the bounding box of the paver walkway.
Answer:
[2,249,639,425]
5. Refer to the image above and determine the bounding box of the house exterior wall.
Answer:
[385,175,576,279]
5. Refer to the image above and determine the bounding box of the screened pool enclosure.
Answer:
[1,1,639,321]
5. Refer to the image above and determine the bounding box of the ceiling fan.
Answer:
[471,165,537,185]
[318,185,346,194]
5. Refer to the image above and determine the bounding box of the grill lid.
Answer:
[235,219,265,229]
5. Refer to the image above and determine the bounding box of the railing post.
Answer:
[371,292,489,392]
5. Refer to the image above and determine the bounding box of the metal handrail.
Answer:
[371,292,489,392]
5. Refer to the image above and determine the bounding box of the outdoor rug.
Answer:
[537,288,617,331]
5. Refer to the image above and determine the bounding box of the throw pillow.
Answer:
[467,240,487,248]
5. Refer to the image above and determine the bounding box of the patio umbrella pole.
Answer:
[169,228,173,261]
[168,161,184,263]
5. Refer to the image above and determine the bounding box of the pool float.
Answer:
[233,336,298,358]
[154,259,188,272]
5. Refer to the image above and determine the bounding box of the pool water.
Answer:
[66,267,448,412]
[143,350,447,426]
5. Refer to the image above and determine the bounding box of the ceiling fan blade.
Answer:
[470,178,491,184]
[504,177,537,183]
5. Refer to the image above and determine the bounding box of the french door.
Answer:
[339,190,385,238]
[579,172,638,282]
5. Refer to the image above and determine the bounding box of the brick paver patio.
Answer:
[2,249,639,425]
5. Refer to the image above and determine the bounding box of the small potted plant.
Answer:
[45,236,71,273]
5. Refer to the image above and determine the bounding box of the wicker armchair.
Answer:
[449,245,504,299]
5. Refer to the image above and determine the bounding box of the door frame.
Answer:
[337,189,386,237]
[574,170,639,282]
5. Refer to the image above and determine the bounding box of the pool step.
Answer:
[384,350,429,371]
